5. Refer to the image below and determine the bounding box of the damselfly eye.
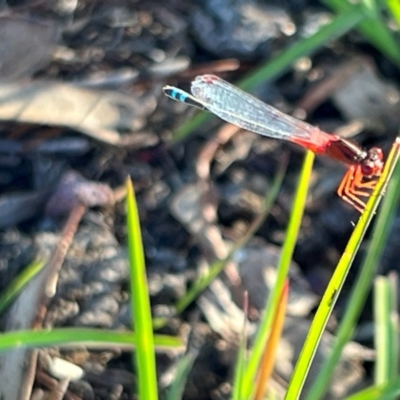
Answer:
[361,163,374,176]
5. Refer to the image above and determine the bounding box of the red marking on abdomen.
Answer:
[291,130,341,155]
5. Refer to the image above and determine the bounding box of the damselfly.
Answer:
[164,74,384,212]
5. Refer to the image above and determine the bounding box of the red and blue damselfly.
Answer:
[164,74,384,212]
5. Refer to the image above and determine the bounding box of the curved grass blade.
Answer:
[345,378,400,400]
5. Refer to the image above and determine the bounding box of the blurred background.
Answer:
[0,0,400,398]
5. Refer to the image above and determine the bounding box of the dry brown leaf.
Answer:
[0,81,156,144]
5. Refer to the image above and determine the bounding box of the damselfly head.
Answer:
[361,147,384,177]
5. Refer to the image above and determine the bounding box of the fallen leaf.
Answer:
[0,81,156,144]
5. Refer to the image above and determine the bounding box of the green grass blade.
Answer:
[374,273,398,385]
[126,178,158,400]
[232,293,249,400]
[240,151,315,399]
[172,7,366,142]
[345,378,400,400]
[386,0,400,28]
[305,138,400,399]
[166,350,198,400]
[172,159,287,316]
[0,328,182,351]
[388,273,399,379]
[0,259,45,314]
[324,0,400,66]
[236,6,365,91]
[374,276,393,385]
